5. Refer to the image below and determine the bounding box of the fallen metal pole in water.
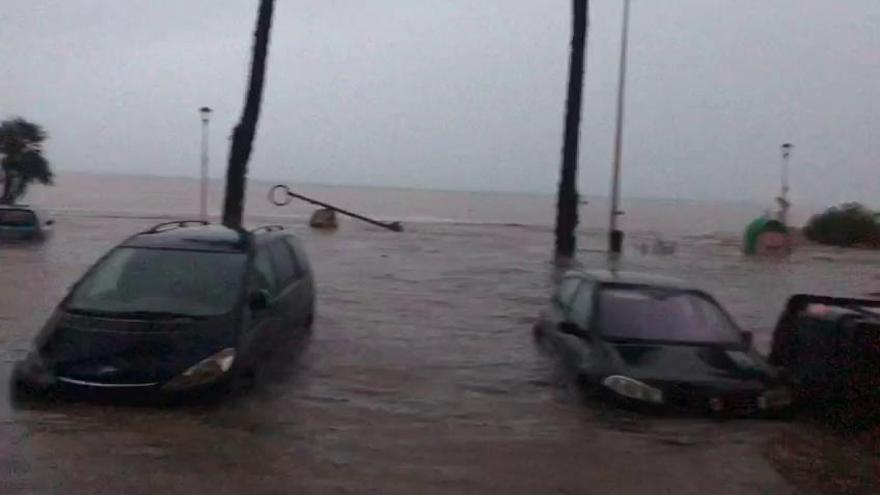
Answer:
[269,184,403,232]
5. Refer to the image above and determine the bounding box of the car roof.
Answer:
[123,223,250,252]
[567,269,692,290]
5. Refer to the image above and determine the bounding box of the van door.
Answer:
[266,239,306,333]
[285,236,314,324]
[544,277,582,351]
[561,281,598,373]
[240,244,283,364]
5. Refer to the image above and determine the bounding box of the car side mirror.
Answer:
[249,289,271,312]
[741,330,754,347]
[559,322,589,339]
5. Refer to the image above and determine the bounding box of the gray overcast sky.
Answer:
[2,0,879,205]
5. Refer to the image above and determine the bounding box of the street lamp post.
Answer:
[199,106,212,221]
[608,0,631,255]
[778,142,793,225]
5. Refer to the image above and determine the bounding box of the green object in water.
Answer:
[743,216,788,254]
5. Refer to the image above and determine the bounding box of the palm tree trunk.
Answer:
[554,0,589,264]
[1,170,15,204]
[222,0,275,228]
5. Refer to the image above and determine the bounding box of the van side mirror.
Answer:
[741,330,754,347]
[559,322,588,339]
[46,219,55,226]
[249,289,271,312]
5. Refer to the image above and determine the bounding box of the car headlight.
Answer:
[162,348,236,391]
[602,375,664,404]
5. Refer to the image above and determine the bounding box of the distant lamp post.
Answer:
[608,0,632,255]
[778,142,793,225]
[199,106,213,221]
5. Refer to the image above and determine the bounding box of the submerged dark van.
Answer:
[12,221,315,398]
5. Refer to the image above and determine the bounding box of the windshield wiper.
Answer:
[67,308,205,320]
[604,336,739,346]
[114,311,205,320]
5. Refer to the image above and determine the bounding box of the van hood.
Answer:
[39,312,236,385]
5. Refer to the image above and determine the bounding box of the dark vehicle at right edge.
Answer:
[534,270,791,416]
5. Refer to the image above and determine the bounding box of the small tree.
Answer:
[804,202,880,248]
[0,118,54,204]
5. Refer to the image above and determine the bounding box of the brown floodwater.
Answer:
[2,213,878,494]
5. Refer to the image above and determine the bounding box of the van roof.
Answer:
[569,269,692,289]
[121,222,298,252]
[123,223,250,252]
[0,204,37,211]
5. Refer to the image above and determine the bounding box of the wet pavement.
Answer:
[3,215,878,494]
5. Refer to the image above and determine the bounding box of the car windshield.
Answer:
[68,247,246,318]
[597,286,741,344]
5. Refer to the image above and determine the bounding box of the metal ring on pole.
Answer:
[269,184,293,206]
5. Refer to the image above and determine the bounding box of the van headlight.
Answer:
[602,375,664,404]
[162,348,235,391]
[758,387,792,409]
[15,351,56,388]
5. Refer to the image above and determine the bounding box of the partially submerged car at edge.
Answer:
[0,204,54,241]
[534,270,791,416]
[769,294,880,421]
[12,221,315,400]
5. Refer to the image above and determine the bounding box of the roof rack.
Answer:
[145,220,211,234]
[250,224,285,234]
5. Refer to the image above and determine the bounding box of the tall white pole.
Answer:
[199,107,212,221]
[608,0,631,254]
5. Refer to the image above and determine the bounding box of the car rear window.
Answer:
[0,209,37,227]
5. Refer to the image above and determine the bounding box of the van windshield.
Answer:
[68,247,246,318]
[0,209,37,227]
[597,287,742,344]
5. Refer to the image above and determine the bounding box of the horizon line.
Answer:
[52,168,792,207]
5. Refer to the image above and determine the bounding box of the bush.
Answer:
[804,203,880,247]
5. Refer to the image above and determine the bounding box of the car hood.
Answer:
[608,342,777,391]
[38,311,236,384]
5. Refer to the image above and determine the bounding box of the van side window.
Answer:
[268,240,297,286]
[569,282,595,327]
[283,236,305,278]
[555,278,581,308]
[252,247,277,294]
